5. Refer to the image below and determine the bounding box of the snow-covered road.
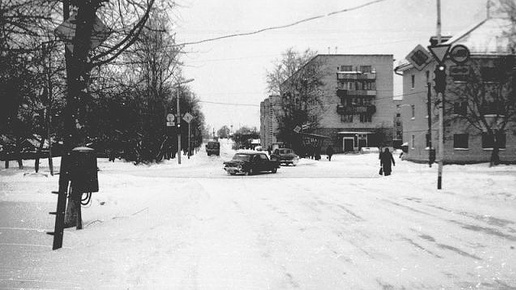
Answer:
[1,140,515,289]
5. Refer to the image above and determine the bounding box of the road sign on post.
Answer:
[183,112,194,123]
[449,44,470,64]
[406,44,432,70]
[183,113,194,159]
[166,113,175,127]
[428,44,451,64]
[54,12,111,52]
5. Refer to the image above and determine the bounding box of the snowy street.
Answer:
[1,141,516,289]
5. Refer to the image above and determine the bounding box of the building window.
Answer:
[341,114,353,123]
[360,65,372,73]
[411,75,415,89]
[482,132,506,149]
[411,105,415,119]
[453,134,469,149]
[359,113,372,123]
[411,135,415,149]
[340,65,352,71]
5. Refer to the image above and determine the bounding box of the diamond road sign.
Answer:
[55,12,111,52]
[406,45,432,71]
[183,112,194,123]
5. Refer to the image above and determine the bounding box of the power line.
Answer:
[176,0,389,47]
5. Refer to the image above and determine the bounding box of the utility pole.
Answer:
[437,0,443,189]
[427,84,434,167]
[176,86,181,165]
[176,78,194,164]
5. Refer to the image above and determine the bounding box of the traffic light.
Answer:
[434,64,447,94]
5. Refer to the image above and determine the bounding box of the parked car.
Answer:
[223,152,279,175]
[271,148,299,166]
[206,141,220,156]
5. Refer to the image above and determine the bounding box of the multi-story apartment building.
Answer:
[395,15,516,163]
[265,54,395,153]
[260,95,281,150]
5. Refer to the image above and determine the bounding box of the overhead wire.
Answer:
[175,0,389,47]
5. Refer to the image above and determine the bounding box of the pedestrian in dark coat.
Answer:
[326,145,334,161]
[380,148,395,176]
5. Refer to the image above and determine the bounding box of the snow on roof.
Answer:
[396,16,514,72]
[444,17,514,55]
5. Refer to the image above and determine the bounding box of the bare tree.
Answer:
[58,0,167,228]
[265,48,325,155]
[448,56,516,166]
[266,47,318,95]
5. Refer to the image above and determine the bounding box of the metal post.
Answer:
[427,84,433,167]
[437,91,444,189]
[436,0,444,189]
[176,87,181,164]
[175,78,194,164]
[188,122,191,159]
[45,42,54,176]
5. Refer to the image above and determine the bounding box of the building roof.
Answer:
[443,17,514,55]
[396,16,514,72]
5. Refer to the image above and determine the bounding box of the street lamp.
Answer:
[176,78,194,164]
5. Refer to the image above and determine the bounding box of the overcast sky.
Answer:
[174,0,487,132]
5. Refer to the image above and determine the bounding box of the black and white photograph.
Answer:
[1,0,515,288]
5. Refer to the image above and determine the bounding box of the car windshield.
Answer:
[232,154,251,161]
[207,142,219,148]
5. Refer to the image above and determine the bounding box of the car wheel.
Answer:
[271,167,277,173]
[246,168,254,176]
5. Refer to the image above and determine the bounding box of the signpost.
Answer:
[183,113,194,159]
[406,44,432,71]
[427,41,470,190]
[428,44,451,64]
[54,12,110,52]
[449,44,470,64]
[166,113,175,127]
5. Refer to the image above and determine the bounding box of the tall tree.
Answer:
[265,48,325,154]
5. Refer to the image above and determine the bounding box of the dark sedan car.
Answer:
[223,152,279,175]
[271,148,299,166]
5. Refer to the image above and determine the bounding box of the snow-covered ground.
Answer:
[1,139,515,289]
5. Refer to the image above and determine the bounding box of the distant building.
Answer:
[266,54,395,153]
[260,95,281,150]
[395,15,516,163]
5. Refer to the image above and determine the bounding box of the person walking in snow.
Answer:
[380,148,395,176]
[326,145,334,161]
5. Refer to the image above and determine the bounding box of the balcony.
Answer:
[337,71,376,80]
[337,89,376,98]
[336,105,376,115]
